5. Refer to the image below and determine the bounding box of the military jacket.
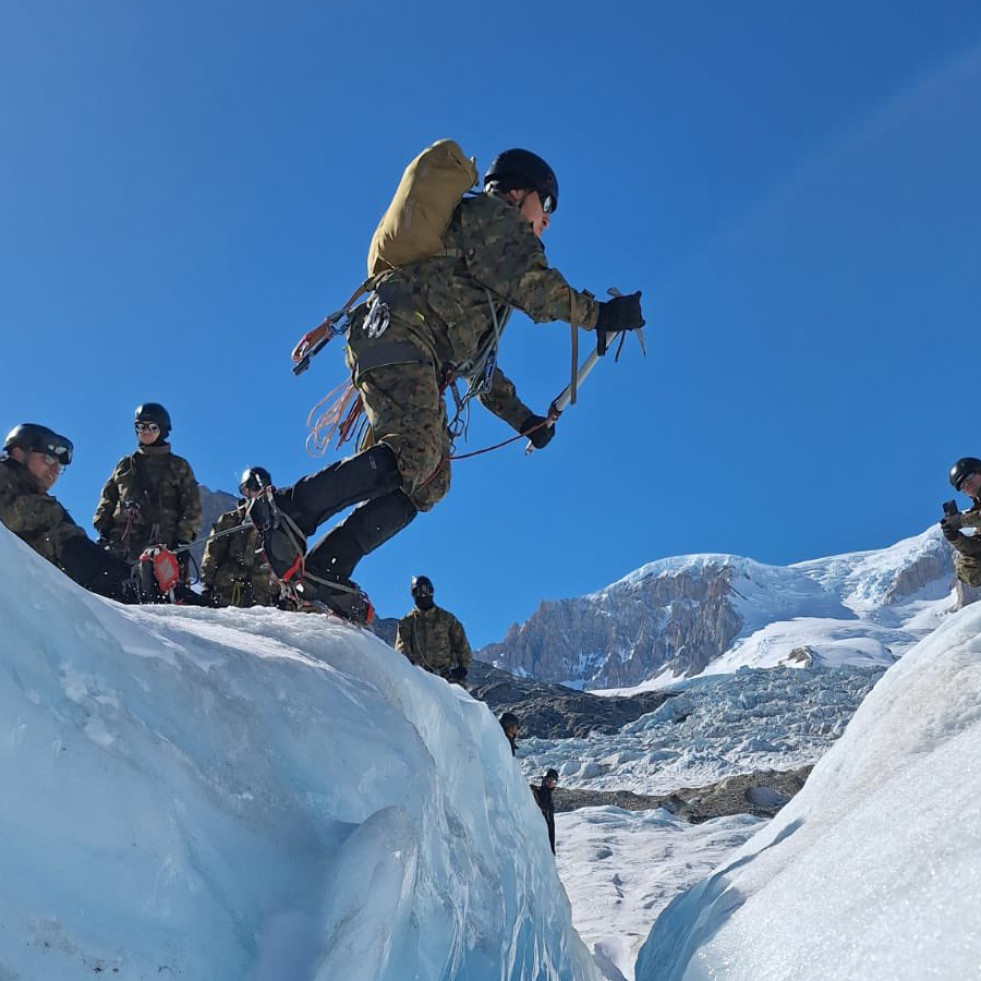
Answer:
[395,604,473,673]
[347,192,602,429]
[93,443,202,560]
[200,504,277,607]
[0,456,87,565]
[952,499,981,587]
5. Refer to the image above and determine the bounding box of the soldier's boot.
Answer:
[294,490,418,620]
[246,488,308,583]
[246,444,403,584]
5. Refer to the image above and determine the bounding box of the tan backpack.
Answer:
[367,139,478,277]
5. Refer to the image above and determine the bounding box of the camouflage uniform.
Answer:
[395,604,473,676]
[94,443,202,561]
[0,457,134,600]
[951,500,981,587]
[200,504,278,607]
[346,191,602,511]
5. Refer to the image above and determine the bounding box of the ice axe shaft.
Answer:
[524,330,626,454]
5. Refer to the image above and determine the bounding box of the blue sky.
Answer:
[2,1,979,646]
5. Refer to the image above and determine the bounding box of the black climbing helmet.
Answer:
[544,768,559,782]
[949,457,981,492]
[484,149,558,214]
[3,423,73,465]
[410,575,435,599]
[239,466,272,496]
[135,402,172,439]
[500,712,520,730]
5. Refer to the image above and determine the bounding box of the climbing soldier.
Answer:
[94,403,202,568]
[251,144,645,619]
[395,575,472,683]
[200,466,278,608]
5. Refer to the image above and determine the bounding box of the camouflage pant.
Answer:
[355,361,451,512]
[956,554,981,588]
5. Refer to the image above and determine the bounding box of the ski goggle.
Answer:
[135,422,161,434]
[34,441,73,466]
[538,190,556,214]
[956,471,981,492]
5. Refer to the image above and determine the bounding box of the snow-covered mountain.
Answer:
[482,527,962,689]
[0,525,595,981]
[633,588,981,981]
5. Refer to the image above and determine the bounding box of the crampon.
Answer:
[288,574,374,626]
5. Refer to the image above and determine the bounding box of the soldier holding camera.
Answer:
[940,458,981,587]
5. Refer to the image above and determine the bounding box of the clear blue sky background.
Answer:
[2,1,979,646]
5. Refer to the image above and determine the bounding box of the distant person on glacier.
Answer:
[531,768,560,854]
[940,457,981,587]
[395,575,472,683]
[500,712,521,756]
[0,423,140,602]
[247,144,645,622]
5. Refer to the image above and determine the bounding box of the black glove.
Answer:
[447,665,468,683]
[520,413,556,450]
[595,291,645,333]
[940,517,963,542]
[201,586,218,607]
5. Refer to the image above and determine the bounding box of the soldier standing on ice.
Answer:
[94,403,202,570]
[250,145,645,620]
[941,457,981,587]
[395,575,472,683]
[500,713,521,756]
[531,768,559,854]
[1,423,139,602]
[200,466,278,608]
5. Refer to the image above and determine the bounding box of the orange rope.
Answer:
[306,380,367,456]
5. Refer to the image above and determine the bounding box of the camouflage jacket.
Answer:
[93,443,202,560]
[0,456,87,566]
[951,499,981,587]
[347,192,602,431]
[200,504,277,607]
[395,604,473,673]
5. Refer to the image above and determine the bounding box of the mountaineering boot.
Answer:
[245,486,307,583]
[294,577,376,626]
